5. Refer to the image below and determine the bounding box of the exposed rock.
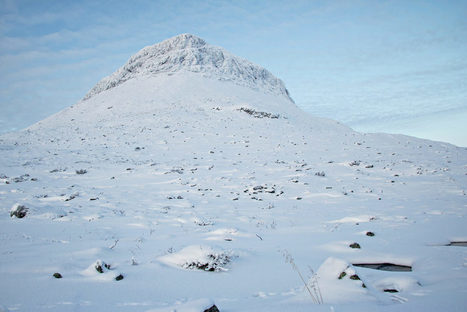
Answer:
[353,263,412,272]
[349,242,361,249]
[10,204,28,218]
[203,305,220,312]
[115,274,124,281]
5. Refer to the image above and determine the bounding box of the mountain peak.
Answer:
[162,33,207,49]
[83,34,292,101]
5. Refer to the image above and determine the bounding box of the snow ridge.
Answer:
[84,34,292,101]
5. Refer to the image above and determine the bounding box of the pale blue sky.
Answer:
[1,0,466,146]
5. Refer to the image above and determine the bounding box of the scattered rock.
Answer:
[239,107,279,119]
[12,174,30,183]
[65,192,78,201]
[349,242,361,249]
[53,273,62,279]
[95,260,111,273]
[115,274,124,281]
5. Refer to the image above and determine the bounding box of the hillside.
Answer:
[0,34,466,312]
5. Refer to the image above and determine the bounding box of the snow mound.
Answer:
[374,276,421,293]
[84,34,291,100]
[315,257,371,303]
[146,298,216,312]
[81,259,120,281]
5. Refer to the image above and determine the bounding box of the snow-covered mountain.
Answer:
[0,34,466,312]
[83,33,292,101]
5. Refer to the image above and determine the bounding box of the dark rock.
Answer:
[366,231,375,237]
[204,305,220,312]
[349,242,361,249]
[349,274,361,280]
[53,273,62,279]
[115,274,124,281]
[384,288,398,293]
[95,261,111,273]
[447,241,467,246]
[353,263,412,272]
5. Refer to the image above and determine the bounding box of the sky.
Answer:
[1,0,466,146]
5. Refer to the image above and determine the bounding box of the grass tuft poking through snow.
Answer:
[283,250,323,304]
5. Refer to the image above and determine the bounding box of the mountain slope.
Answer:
[0,34,466,312]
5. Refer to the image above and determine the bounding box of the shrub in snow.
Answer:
[349,160,360,166]
[184,253,231,271]
[75,169,87,175]
[10,204,28,218]
[158,245,233,272]
[53,273,62,279]
[315,171,326,177]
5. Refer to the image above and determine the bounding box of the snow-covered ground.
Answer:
[1,34,466,311]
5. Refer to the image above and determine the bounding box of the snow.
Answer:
[0,34,467,311]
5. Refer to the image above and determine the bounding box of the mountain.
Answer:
[83,33,292,101]
[0,34,466,312]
